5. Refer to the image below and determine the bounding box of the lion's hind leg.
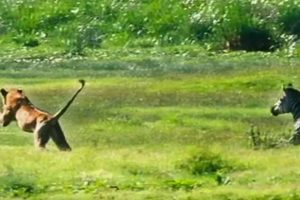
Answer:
[34,123,51,150]
[50,122,71,151]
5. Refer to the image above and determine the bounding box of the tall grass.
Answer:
[0,0,300,53]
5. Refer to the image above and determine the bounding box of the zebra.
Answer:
[270,83,300,145]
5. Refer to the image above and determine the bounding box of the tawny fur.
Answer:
[0,80,85,151]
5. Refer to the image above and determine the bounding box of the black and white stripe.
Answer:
[271,84,300,144]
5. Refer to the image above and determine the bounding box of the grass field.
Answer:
[1,1,300,199]
[0,50,299,199]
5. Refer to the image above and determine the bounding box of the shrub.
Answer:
[63,22,103,55]
[0,166,41,198]
[179,150,234,175]
[237,25,279,51]
[12,34,40,47]
[279,1,300,37]
[204,0,280,51]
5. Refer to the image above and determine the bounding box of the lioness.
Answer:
[0,80,85,151]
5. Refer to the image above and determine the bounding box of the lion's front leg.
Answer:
[0,111,6,127]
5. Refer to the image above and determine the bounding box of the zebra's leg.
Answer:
[288,131,300,145]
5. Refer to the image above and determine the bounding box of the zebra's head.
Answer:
[271,83,300,117]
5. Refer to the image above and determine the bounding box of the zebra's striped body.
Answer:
[271,84,300,145]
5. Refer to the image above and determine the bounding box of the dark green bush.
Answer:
[38,12,76,31]
[179,150,234,175]
[279,1,300,37]
[0,167,41,198]
[237,25,279,51]
[12,35,40,47]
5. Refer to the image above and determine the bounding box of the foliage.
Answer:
[178,150,235,175]
[278,1,300,37]
[164,179,202,191]
[0,0,300,53]
[246,125,290,149]
[0,166,42,198]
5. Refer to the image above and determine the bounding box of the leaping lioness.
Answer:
[0,80,85,151]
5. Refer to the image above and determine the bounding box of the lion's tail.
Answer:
[53,79,85,120]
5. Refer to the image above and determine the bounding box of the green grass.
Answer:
[0,51,299,199]
[1,1,300,199]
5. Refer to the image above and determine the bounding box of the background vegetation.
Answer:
[1,0,300,199]
[1,0,300,55]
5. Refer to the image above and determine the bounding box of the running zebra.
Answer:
[271,83,300,145]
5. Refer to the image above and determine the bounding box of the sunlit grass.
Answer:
[1,0,300,199]
[0,52,299,199]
